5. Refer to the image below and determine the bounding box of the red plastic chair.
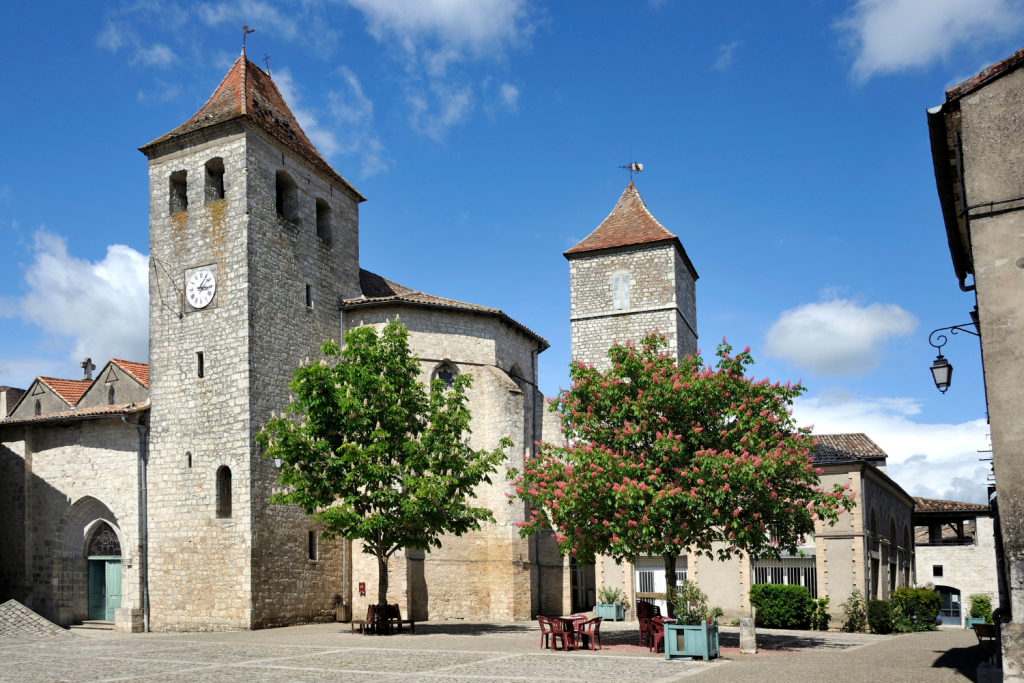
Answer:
[537,616,552,649]
[578,617,603,651]
[551,618,576,651]
[649,616,666,653]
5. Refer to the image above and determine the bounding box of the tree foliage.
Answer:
[507,332,856,615]
[256,322,509,622]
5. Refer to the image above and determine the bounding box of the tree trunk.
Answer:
[663,553,677,620]
[376,553,389,634]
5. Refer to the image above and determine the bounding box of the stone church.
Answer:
[0,50,699,632]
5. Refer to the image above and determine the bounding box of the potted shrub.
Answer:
[968,594,994,628]
[595,586,626,621]
[664,583,721,661]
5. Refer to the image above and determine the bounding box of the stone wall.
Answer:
[568,243,696,370]
[0,419,142,631]
[917,516,1000,610]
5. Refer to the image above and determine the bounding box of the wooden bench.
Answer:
[351,604,415,634]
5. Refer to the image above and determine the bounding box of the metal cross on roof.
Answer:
[243,25,255,51]
[262,53,271,76]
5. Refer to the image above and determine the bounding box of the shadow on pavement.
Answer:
[932,644,982,678]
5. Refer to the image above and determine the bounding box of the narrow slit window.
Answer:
[197,351,205,378]
[315,198,331,242]
[205,158,225,203]
[613,272,630,310]
[216,466,231,518]
[108,385,116,405]
[308,531,318,560]
[186,451,192,468]
[34,400,41,416]
[170,171,188,214]
[305,284,313,308]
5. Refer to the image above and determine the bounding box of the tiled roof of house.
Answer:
[139,52,363,202]
[813,434,887,460]
[914,497,990,513]
[111,359,150,388]
[566,181,679,256]
[947,46,1024,102]
[1,402,149,426]
[809,444,862,464]
[37,377,93,407]
[344,269,549,350]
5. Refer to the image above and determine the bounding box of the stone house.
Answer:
[927,45,1024,669]
[914,498,999,627]
[0,50,564,632]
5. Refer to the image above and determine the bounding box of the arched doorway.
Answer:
[86,522,122,621]
[936,585,962,627]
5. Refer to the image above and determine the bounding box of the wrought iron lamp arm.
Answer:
[928,323,979,353]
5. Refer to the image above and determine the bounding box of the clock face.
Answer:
[186,269,217,309]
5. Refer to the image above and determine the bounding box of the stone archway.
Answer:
[53,496,126,626]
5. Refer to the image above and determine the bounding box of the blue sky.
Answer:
[3,0,1023,502]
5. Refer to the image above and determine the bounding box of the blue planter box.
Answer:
[595,603,625,621]
[966,617,987,629]
[664,621,720,661]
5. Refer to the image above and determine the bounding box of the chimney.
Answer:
[0,386,26,419]
[81,358,96,381]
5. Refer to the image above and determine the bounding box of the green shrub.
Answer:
[970,594,994,625]
[890,587,940,630]
[749,584,813,629]
[668,582,710,625]
[597,586,625,606]
[868,599,894,634]
[841,589,867,632]
[810,597,831,631]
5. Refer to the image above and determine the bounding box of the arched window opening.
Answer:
[34,400,41,416]
[315,198,331,242]
[612,270,630,310]
[205,157,225,203]
[169,170,188,214]
[88,523,122,557]
[432,363,458,389]
[216,466,232,518]
[108,385,116,405]
[275,171,299,222]
[509,363,524,380]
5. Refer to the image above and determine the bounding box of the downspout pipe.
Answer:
[122,414,150,633]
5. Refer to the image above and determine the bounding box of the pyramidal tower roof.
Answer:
[140,50,364,202]
[565,181,697,277]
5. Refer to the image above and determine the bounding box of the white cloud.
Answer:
[837,0,1024,82]
[713,41,740,71]
[131,43,178,68]
[275,67,390,178]
[6,231,149,369]
[765,296,918,375]
[795,389,991,503]
[408,81,474,140]
[500,83,520,110]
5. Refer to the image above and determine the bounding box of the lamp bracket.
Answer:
[928,322,979,353]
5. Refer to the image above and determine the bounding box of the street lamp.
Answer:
[927,317,979,394]
[930,354,953,393]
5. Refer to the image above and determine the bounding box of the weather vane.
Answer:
[618,145,643,180]
[243,25,255,51]
[262,53,271,76]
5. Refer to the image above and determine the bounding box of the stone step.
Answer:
[71,621,115,631]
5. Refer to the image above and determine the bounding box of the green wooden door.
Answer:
[104,560,122,621]
[88,561,106,621]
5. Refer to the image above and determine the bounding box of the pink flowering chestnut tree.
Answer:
[507,332,856,618]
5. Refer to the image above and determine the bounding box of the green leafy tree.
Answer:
[508,332,855,617]
[257,322,509,628]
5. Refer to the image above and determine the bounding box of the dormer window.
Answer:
[170,171,188,214]
[205,158,225,203]
[613,270,630,310]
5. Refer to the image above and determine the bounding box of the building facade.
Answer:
[928,45,1024,673]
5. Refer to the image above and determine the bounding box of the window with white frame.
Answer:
[613,271,630,310]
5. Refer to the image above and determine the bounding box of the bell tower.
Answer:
[140,49,364,631]
[565,181,698,369]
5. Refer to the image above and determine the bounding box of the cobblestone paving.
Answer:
[0,599,71,639]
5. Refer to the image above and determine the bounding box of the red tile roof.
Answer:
[345,269,549,350]
[111,359,149,388]
[139,52,364,203]
[565,181,677,252]
[37,377,92,407]
[946,46,1024,102]
[2,402,149,425]
[914,497,990,513]
[813,434,887,460]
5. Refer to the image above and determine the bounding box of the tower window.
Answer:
[197,351,205,378]
[432,363,458,388]
[275,170,299,222]
[186,451,192,468]
[308,531,318,561]
[108,385,116,405]
[613,271,630,310]
[305,284,313,308]
[170,171,188,214]
[216,466,232,518]
[205,158,225,203]
[34,400,41,416]
[315,198,331,242]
